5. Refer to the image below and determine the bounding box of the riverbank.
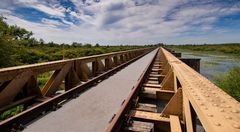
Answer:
[166,44,240,57]
[166,45,240,101]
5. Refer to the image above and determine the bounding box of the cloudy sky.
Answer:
[0,0,240,45]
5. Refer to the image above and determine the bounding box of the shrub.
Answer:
[0,105,24,120]
[214,67,240,101]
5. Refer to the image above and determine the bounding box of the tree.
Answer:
[83,43,92,48]
[0,17,14,67]
[39,38,44,45]
[8,25,33,40]
[95,43,100,47]
[72,42,82,47]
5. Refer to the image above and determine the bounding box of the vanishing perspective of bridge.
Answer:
[0,47,239,132]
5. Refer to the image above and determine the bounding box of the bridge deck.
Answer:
[24,49,158,132]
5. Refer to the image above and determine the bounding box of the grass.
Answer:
[166,43,240,57]
[214,67,240,101]
[0,105,24,120]
[204,61,219,65]
[37,72,53,88]
[166,44,240,101]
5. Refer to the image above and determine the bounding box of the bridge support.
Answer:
[180,58,200,72]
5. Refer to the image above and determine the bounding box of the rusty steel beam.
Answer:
[0,48,153,110]
[161,47,240,132]
[0,48,155,132]
[0,48,151,82]
[106,47,240,132]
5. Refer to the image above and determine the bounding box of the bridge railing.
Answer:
[159,47,240,132]
[0,48,153,112]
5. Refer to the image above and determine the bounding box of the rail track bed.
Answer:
[1,47,239,132]
[106,49,178,132]
[22,49,158,132]
[107,48,240,132]
[0,48,154,132]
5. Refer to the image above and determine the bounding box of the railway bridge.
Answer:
[0,47,239,132]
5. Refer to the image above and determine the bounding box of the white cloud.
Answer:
[41,18,62,27]
[0,0,240,44]
[13,0,66,17]
[32,4,65,17]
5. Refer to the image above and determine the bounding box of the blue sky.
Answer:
[0,0,240,45]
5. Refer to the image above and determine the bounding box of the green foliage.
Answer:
[214,67,240,101]
[166,44,240,56]
[0,17,150,68]
[166,44,240,101]
[0,17,15,67]
[0,105,24,120]
[37,72,53,88]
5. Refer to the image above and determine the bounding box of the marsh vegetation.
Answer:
[167,44,240,101]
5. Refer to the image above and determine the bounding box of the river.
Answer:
[179,51,240,81]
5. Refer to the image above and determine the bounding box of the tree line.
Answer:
[0,17,156,68]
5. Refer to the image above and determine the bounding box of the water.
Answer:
[180,52,240,81]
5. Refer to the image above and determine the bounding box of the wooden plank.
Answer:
[143,87,161,92]
[149,74,165,78]
[143,83,162,88]
[153,64,162,67]
[170,115,182,132]
[141,90,156,99]
[148,77,159,81]
[146,80,159,84]
[150,72,159,75]
[151,68,163,72]
[130,110,170,123]
[142,88,175,101]
[135,103,157,112]
[123,120,154,132]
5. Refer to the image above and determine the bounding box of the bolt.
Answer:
[207,114,213,117]
[226,105,231,108]
[232,124,240,129]
[231,109,239,113]
[225,116,232,120]
[220,109,225,112]
[215,123,221,126]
